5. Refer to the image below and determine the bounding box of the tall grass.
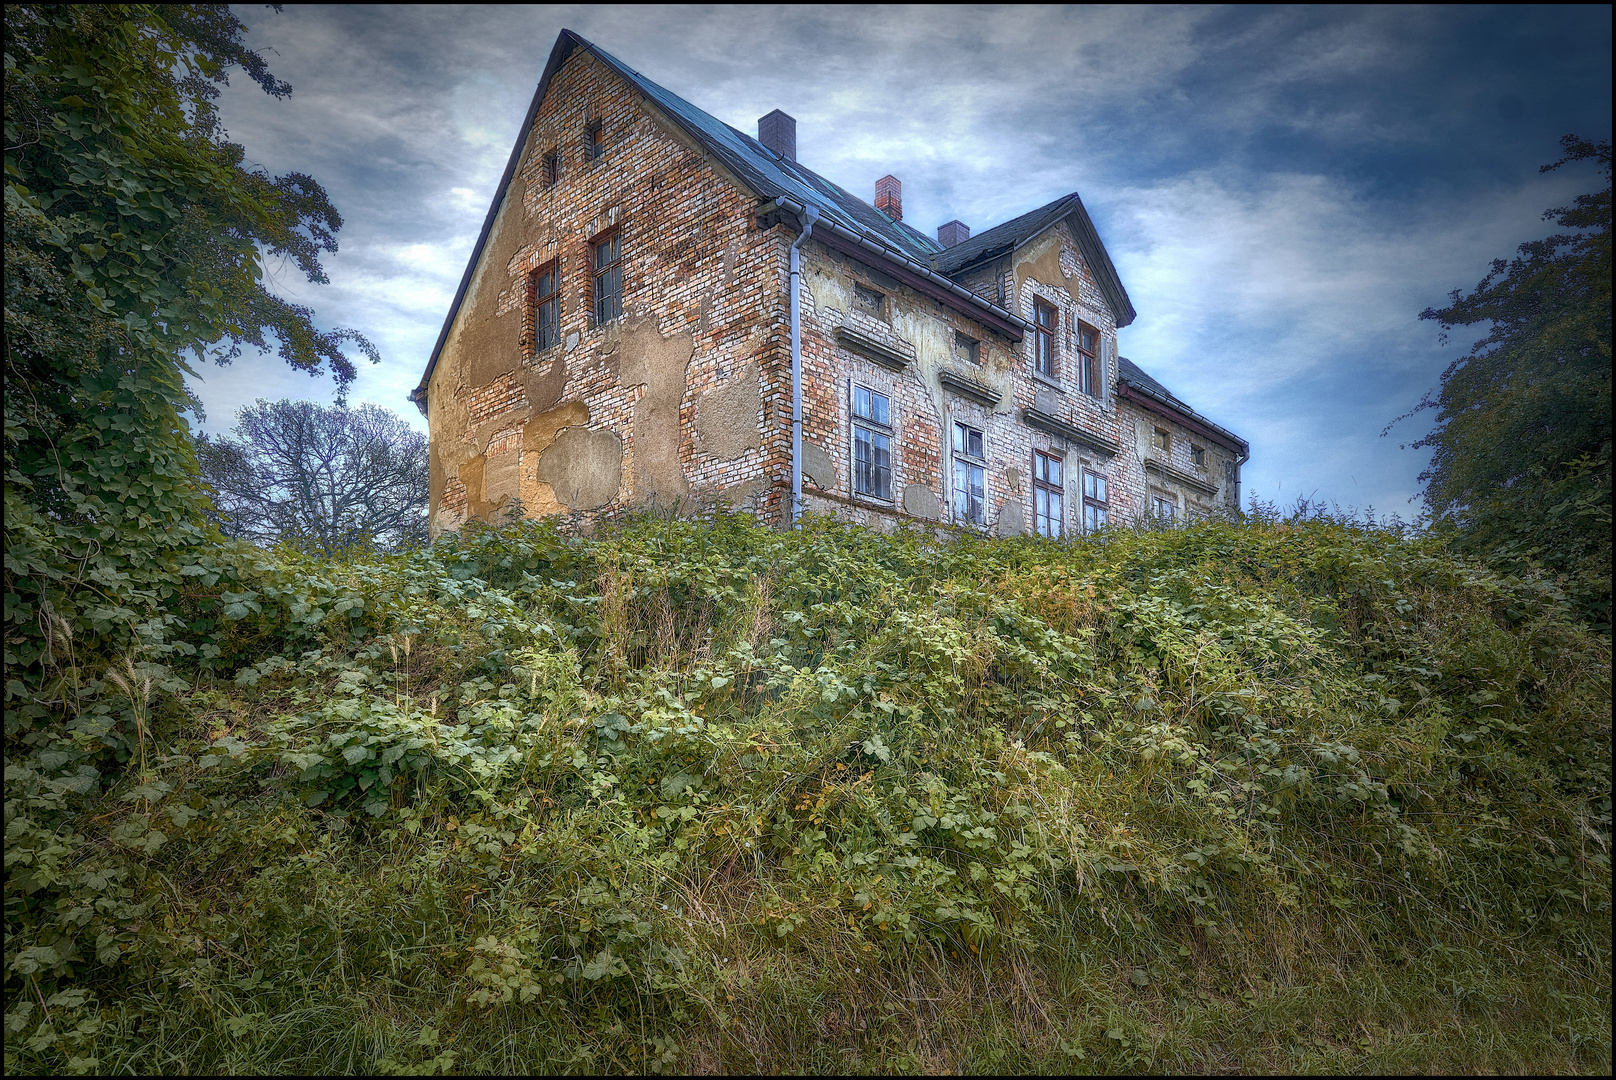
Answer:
[5,508,1609,1073]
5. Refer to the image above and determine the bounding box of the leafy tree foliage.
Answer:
[1396,135,1612,627]
[197,399,429,557]
[3,4,377,710]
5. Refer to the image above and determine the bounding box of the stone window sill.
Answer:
[1032,371,1064,392]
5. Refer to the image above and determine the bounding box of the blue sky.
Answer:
[198,4,1612,519]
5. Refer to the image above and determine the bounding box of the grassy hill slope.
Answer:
[5,510,1610,1073]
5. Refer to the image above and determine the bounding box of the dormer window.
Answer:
[584,120,605,163]
[854,283,884,319]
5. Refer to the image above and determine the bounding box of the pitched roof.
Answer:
[414,29,951,405]
[1117,355,1177,402]
[1118,356,1248,456]
[931,192,1136,328]
[415,29,1135,402]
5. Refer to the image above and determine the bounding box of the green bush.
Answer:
[4,510,1609,1073]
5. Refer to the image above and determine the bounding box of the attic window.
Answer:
[541,148,559,188]
[1153,428,1171,452]
[954,330,979,365]
[1191,445,1205,467]
[584,120,605,163]
[853,283,884,319]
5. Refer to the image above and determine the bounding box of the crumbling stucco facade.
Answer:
[414,30,1247,538]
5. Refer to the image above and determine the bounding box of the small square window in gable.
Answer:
[853,283,885,319]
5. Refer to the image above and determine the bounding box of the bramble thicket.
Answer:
[4,509,1610,1072]
[3,4,1610,1074]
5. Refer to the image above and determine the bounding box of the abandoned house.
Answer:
[411,28,1248,537]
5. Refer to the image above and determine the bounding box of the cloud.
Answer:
[186,4,1609,517]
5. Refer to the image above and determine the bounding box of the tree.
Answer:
[197,400,429,557]
[1392,135,1612,627]
[4,4,379,699]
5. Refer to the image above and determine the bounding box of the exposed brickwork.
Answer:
[423,38,1245,539]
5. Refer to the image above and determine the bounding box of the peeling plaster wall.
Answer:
[426,50,790,535]
[425,51,1241,539]
[795,218,1154,537]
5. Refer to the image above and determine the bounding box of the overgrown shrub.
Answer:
[4,510,1609,1073]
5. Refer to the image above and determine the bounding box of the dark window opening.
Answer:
[532,264,559,351]
[1076,322,1098,396]
[1035,299,1057,377]
[854,283,885,319]
[1191,445,1205,467]
[1034,450,1063,537]
[954,330,979,365]
[541,149,559,188]
[593,232,622,326]
[584,120,605,163]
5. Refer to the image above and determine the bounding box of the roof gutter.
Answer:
[758,196,1031,335]
[1117,379,1249,465]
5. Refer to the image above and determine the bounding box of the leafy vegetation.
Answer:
[196,399,429,557]
[4,4,374,709]
[5,509,1609,1073]
[1394,135,1612,630]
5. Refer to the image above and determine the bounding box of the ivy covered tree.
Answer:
[4,4,378,721]
[196,400,429,558]
[1394,135,1611,628]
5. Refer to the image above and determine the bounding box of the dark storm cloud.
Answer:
[198,4,1611,517]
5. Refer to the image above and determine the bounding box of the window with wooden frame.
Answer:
[850,383,893,501]
[1075,321,1099,396]
[541,148,559,189]
[1034,299,1058,377]
[1082,469,1109,532]
[530,262,559,352]
[1033,450,1064,537]
[952,421,986,525]
[584,120,605,163]
[592,232,623,326]
[1152,494,1176,520]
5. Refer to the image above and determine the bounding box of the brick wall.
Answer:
[426,49,790,533]
[424,51,1242,539]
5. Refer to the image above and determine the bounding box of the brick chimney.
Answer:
[874,175,901,221]
[937,219,970,248]
[758,109,796,161]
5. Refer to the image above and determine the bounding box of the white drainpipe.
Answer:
[789,203,820,527]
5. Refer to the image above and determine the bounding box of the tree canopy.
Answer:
[1394,135,1612,627]
[4,4,378,714]
[197,399,429,557]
